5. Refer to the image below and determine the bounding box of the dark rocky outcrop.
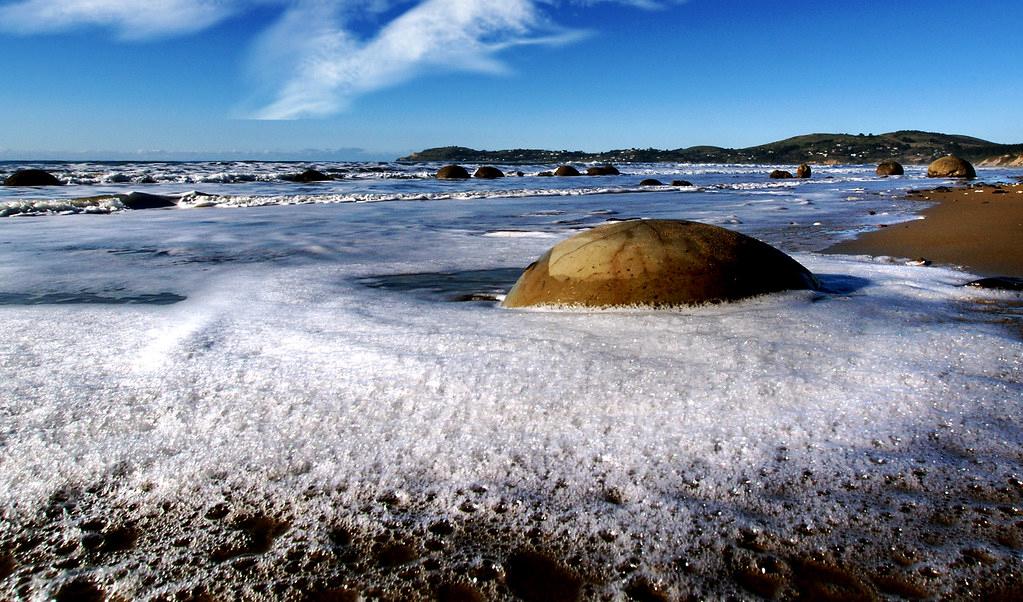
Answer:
[502,219,818,308]
[436,165,471,179]
[281,169,332,183]
[473,166,505,179]
[927,155,976,179]
[876,161,905,176]
[586,165,620,176]
[672,180,694,187]
[117,192,178,210]
[639,179,663,186]
[796,163,812,178]
[965,277,1023,291]
[769,170,794,179]
[554,165,581,177]
[4,169,62,186]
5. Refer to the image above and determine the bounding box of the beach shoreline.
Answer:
[826,183,1023,278]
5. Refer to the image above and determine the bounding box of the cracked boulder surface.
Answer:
[501,219,818,308]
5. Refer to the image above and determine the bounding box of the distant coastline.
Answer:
[400,130,1023,166]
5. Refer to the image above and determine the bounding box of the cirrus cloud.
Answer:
[0,0,684,118]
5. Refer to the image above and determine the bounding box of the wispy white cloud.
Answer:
[0,0,261,39]
[0,0,683,116]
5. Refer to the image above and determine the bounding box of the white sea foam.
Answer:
[0,164,1021,599]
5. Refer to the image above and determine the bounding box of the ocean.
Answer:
[1,161,1021,600]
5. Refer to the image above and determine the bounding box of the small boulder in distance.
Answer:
[639,179,663,186]
[876,161,904,176]
[796,163,812,178]
[4,169,63,186]
[927,155,976,179]
[473,166,505,179]
[537,171,554,177]
[586,165,620,176]
[282,168,332,183]
[502,219,818,308]
[554,165,581,177]
[671,180,694,187]
[769,170,794,179]
[436,165,471,179]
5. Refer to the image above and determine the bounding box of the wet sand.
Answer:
[827,183,1023,277]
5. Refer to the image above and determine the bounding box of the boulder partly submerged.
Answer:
[876,161,904,176]
[796,163,812,179]
[474,166,505,179]
[586,165,620,176]
[927,155,976,179]
[554,165,581,177]
[436,165,471,179]
[4,169,63,186]
[282,169,332,183]
[769,170,794,179]
[502,219,818,308]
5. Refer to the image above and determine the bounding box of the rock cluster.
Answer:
[502,219,818,308]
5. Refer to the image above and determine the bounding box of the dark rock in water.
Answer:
[554,165,581,177]
[796,163,812,178]
[965,277,1023,291]
[473,166,505,179]
[876,161,905,176]
[514,171,525,177]
[117,192,178,210]
[537,171,554,177]
[282,168,332,183]
[927,155,976,179]
[436,165,470,179]
[4,169,62,186]
[639,179,663,186]
[672,180,694,187]
[769,170,794,179]
[586,165,620,176]
[502,219,818,308]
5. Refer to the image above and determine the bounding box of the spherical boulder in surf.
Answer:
[927,155,976,179]
[876,161,904,176]
[473,166,505,179]
[769,170,793,179]
[796,163,812,178]
[586,165,620,176]
[501,219,818,308]
[436,165,471,179]
[4,169,62,186]
[554,165,581,177]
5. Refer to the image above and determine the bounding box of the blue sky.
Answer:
[0,0,1021,160]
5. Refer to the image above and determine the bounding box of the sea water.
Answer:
[0,162,1021,600]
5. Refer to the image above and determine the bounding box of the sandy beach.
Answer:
[827,183,1023,278]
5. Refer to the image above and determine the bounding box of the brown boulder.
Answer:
[554,165,581,177]
[769,170,794,179]
[436,165,470,179]
[927,155,976,179]
[796,163,811,178]
[473,166,505,179]
[639,179,663,186]
[586,165,620,176]
[4,169,62,186]
[502,219,818,308]
[672,180,694,187]
[876,161,904,176]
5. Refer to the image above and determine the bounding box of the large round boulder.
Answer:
[554,165,581,177]
[474,166,505,179]
[927,155,976,179]
[4,169,62,186]
[639,179,663,186]
[796,163,812,178]
[436,165,470,179]
[501,219,818,308]
[876,161,904,176]
[586,165,620,176]
[769,170,794,179]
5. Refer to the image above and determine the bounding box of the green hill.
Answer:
[399,131,1023,165]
